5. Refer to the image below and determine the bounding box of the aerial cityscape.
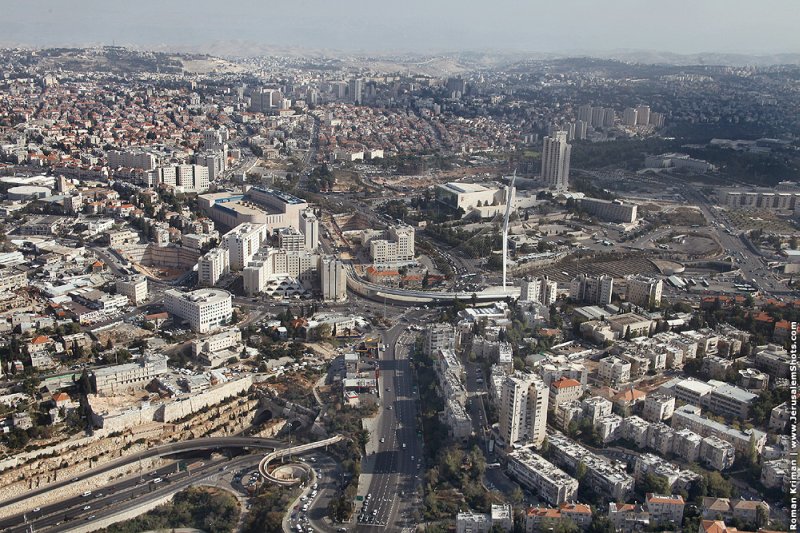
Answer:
[0,2,797,533]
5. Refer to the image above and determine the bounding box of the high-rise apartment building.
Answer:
[249,88,282,112]
[107,149,159,170]
[603,108,615,127]
[635,105,651,126]
[623,107,638,126]
[541,132,571,192]
[590,107,606,128]
[321,255,347,302]
[500,372,549,448]
[446,76,467,98]
[349,78,363,104]
[649,112,665,128]
[203,127,229,150]
[574,120,588,140]
[626,276,663,308]
[520,277,558,305]
[198,247,230,286]
[570,274,614,305]
[147,164,210,193]
[577,104,593,124]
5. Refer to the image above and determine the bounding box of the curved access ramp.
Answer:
[258,435,344,486]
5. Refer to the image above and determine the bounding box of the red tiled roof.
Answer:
[526,508,561,518]
[552,377,581,389]
[560,503,591,514]
[646,493,684,505]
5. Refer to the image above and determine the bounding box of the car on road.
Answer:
[380,437,385,443]
[32,507,40,513]
[82,491,92,497]
[387,405,393,410]
[86,515,96,521]
[402,443,407,448]
[83,505,91,511]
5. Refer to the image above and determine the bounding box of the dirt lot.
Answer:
[666,233,722,257]
[656,206,707,226]
[94,324,153,346]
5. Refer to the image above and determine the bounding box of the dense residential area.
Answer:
[0,26,796,533]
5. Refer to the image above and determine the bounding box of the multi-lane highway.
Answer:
[4,439,347,533]
[680,184,791,295]
[356,316,424,530]
[285,450,342,533]
[6,455,258,533]
[0,437,281,513]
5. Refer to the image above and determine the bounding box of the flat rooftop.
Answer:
[439,182,492,194]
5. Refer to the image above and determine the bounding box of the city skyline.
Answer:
[1,0,799,57]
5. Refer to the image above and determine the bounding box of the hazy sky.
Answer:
[2,0,798,55]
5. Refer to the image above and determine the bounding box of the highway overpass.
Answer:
[345,264,520,305]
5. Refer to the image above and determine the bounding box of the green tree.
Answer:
[510,485,524,505]
[639,472,670,495]
[586,516,616,533]
[576,460,587,481]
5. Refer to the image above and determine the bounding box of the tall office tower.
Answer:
[577,104,593,124]
[349,78,364,104]
[541,131,572,191]
[569,274,614,305]
[623,107,638,126]
[500,372,549,448]
[299,209,319,251]
[635,105,651,126]
[321,255,347,302]
[223,223,268,271]
[574,120,588,140]
[603,108,615,127]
